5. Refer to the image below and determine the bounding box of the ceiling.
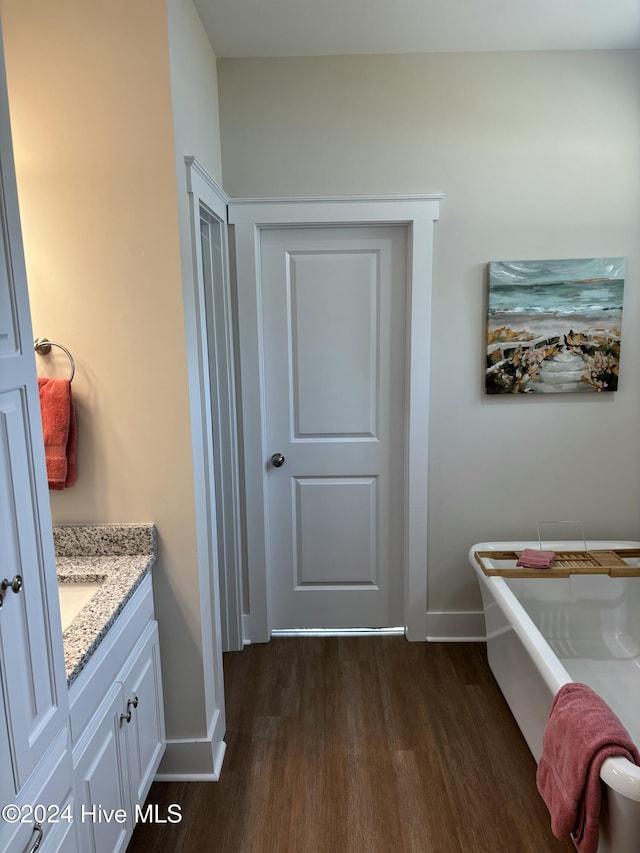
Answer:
[194,0,640,58]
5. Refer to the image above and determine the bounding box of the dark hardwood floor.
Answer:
[128,638,574,852]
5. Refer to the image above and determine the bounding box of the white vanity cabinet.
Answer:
[69,576,165,853]
[0,20,77,853]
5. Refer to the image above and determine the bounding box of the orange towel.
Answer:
[37,377,77,489]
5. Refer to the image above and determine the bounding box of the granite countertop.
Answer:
[54,524,156,687]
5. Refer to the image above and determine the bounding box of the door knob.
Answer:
[270,453,285,468]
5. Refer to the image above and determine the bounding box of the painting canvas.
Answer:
[486,258,626,394]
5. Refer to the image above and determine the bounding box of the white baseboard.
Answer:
[426,610,486,641]
[155,709,226,781]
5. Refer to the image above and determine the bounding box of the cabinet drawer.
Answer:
[0,731,74,853]
[4,803,76,853]
[41,806,78,852]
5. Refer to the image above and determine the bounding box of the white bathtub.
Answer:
[469,540,640,853]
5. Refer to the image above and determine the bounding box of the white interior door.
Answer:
[261,225,407,629]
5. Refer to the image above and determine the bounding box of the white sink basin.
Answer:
[58,582,102,630]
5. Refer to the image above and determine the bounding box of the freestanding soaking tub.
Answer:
[469,540,640,853]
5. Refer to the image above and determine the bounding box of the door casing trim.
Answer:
[229,195,442,642]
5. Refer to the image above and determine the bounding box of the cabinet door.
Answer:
[73,684,132,853]
[0,390,67,788]
[0,18,69,798]
[121,622,166,806]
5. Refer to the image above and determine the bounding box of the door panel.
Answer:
[289,250,378,437]
[261,226,406,629]
[0,201,17,356]
[294,476,377,586]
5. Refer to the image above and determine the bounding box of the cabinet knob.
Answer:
[120,695,139,724]
[0,575,23,608]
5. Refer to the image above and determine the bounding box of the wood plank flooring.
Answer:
[127,639,574,853]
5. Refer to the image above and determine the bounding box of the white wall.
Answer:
[167,0,223,185]
[217,51,640,619]
[0,0,222,768]
[164,0,227,772]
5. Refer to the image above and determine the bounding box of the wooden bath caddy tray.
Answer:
[474,549,640,579]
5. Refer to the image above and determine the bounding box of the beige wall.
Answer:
[218,51,640,615]
[1,0,213,740]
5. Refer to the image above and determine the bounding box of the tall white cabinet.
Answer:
[0,21,77,853]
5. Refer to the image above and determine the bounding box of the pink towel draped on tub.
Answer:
[536,682,640,853]
[37,377,77,489]
[516,548,556,568]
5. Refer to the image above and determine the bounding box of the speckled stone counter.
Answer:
[54,524,156,686]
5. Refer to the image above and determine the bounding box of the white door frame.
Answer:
[185,158,244,653]
[229,195,442,643]
[174,157,233,779]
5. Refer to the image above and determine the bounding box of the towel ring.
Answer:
[34,337,75,383]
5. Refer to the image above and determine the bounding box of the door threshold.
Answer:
[271,627,405,637]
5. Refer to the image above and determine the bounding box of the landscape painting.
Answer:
[486,258,626,394]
